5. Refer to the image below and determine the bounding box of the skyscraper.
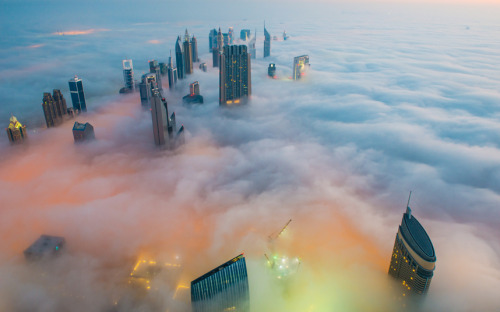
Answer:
[183,81,203,104]
[68,75,87,112]
[264,23,271,58]
[122,59,135,92]
[219,45,251,105]
[42,92,64,128]
[240,29,251,41]
[150,88,181,149]
[72,122,95,143]
[268,63,276,78]
[149,59,163,90]
[167,51,177,89]
[228,27,234,44]
[6,115,27,144]
[248,30,256,59]
[388,196,436,296]
[191,35,199,63]
[212,28,224,68]
[293,55,310,80]
[191,254,250,312]
[52,89,68,118]
[209,29,217,52]
[175,36,185,79]
[24,235,65,262]
[139,73,157,108]
[183,30,193,75]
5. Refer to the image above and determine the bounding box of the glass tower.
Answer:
[293,55,310,80]
[122,59,134,91]
[191,254,250,312]
[219,45,251,105]
[175,36,185,80]
[68,75,87,112]
[389,202,436,297]
[264,23,271,58]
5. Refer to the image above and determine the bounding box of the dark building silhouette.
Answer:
[139,73,157,108]
[183,81,203,104]
[159,62,168,75]
[199,63,207,72]
[191,35,199,63]
[293,55,310,80]
[212,28,224,68]
[42,92,65,128]
[191,254,250,312]
[24,235,65,261]
[240,29,251,41]
[121,59,135,93]
[72,122,95,143]
[183,30,193,75]
[175,36,185,79]
[219,45,251,105]
[68,75,87,112]
[268,63,276,78]
[248,30,256,59]
[389,197,436,297]
[52,89,68,118]
[209,29,218,52]
[149,59,163,90]
[6,116,27,144]
[264,23,271,58]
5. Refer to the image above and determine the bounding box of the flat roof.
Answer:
[400,211,436,262]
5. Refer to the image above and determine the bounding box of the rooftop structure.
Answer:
[72,121,95,143]
[183,81,203,104]
[293,55,310,80]
[24,235,65,261]
[6,115,27,144]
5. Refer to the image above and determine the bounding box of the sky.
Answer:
[0,0,500,311]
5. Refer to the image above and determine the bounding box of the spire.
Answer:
[406,191,412,219]
[184,29,189,41]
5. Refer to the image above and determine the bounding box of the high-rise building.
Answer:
[150,88,181,149]
[268,63,276,78]
[122,59,135,92]
[228,27,234,44]
[223,33,229,46]
[293,55,310,80]
[72,122,95,143]
[175,36,185,79]
[24,235,65,261]
[52,89,68,118]
[183,81,203,104]
[283,30,289,40]
[212,28,224,68]
[167,51,177,89]
[248,30,256,59]
[264,23,271,58]
[388,197,436,296]
[159,62,168,75]
[42,92,64,128]
[240,29,251,41]
[219,45,251,105]
[6,115,27,144]
[139,73,157,108]
[183,30,193,75]
[209,28,218,52]
[199,63,207,72]
[191,35,199,63]
[68,75,87,112]
[191,254,250,312]
[149,59,163,90]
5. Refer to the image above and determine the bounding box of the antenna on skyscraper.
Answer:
[406,191,412,219]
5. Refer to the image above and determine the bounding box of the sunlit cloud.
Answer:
[52,28,109,36]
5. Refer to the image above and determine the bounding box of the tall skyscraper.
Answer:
[248,30,256,59]
[68,75,87,112]
[52,89,68,118]
[209,28,217,52]
[139,73,156,108]
[212,28,224,68]
[122,59,135,92]
[191,35,199,63]
[42,92,64,128]
[219,45,251,105]
[183,81,203,104]
[191,254,250,312]
[240,29,251,41]
[388,196,436,296]
[183,30,193,75]
[293,55,310,80]
[228,27,234,44]
[167,51,177,89]
[6,115,27,144]
[175,36,185,80]
[149,59,163,90]
[150,88,181,149]
[264,23,271,58]
[72,122,95,143]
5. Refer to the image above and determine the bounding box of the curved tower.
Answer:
[389,199,436,296]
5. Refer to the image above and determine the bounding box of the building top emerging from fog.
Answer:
[24,235,65,261]
[389,198,436,296]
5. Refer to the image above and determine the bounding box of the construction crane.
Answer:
[268,219,292,242]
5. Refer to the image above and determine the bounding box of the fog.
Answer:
[0,0,499,311]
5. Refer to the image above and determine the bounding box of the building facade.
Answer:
[122,59,135,91]
[72,122,95,143]
[150,88,180,149]
[149,59,163,90]
[183,30,193,75]
[175,36,185,80]
[293,55,310,80]
[191,254,250,312]
[264,24,271,57]
[42,91,66,128]
[219,45,251,105]
[6,116,27,144]
[139,73,157,108]
[209,29,217,52]
[167,52,177,89]
[191,35,199,63]
[68,75,87,112]
[240,29,251,41]
[388,204,436,297]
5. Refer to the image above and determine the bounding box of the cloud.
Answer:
[0,0,499,311]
